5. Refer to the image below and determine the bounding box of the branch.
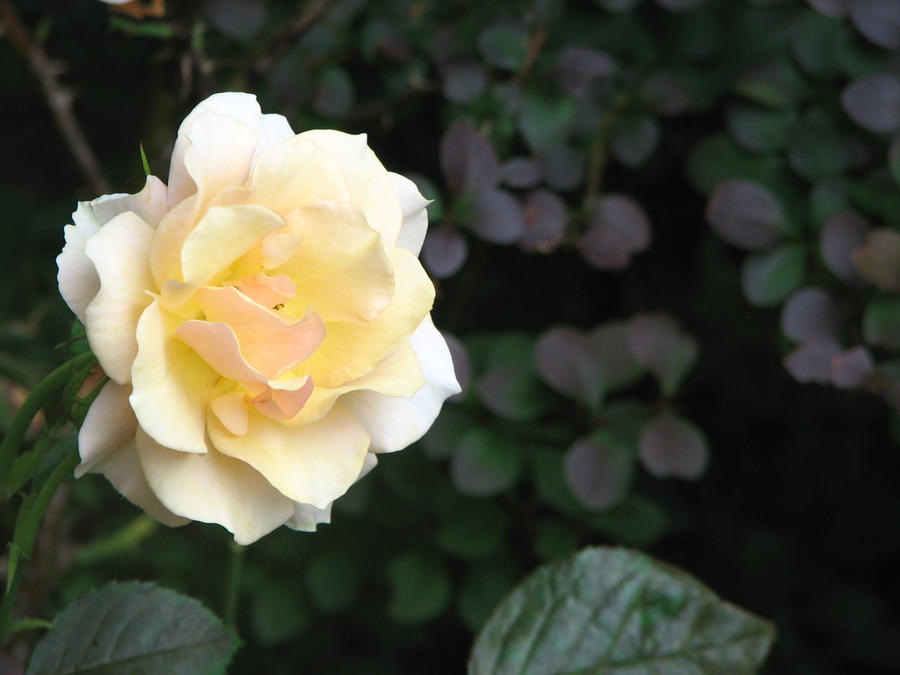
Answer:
[0,1,110,195]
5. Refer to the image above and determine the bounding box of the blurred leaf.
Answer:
[594,0,642,11]
[27,581,237,675]
[442,61,488,104]
[687,134,785,194]
[638,414,709,480]
[206,0,265,41]
[459,564,518,634]
[628,314,698,396]
[585,496,667,545]
[641,69,693,116]
[386,550,451,624]
[476,366,548,421]
[863,297,900,349]
[436,501,508,560]
[726,104,794,155]
[890,135,900,186]
[741,244,805,307]
[518,92,575,154]
[810,178,851,226]
[563,433,634,510]
[791,10,843,77]
[532,520,581,561]
[440,120,500,196]
[530,446,584,516]
[578,194,652,270]
[452,428,523,497]
[610,115,659,168]
[781,287,840,343]
[250,582,310,647]
[444,332,471,401]
[469,547,775,674]
[423,224,468,279]
[849,0,900,50]
[831,346,875,389]
[734,57,811,109]
[540,145,585,191]
[850,228,900,291]
[305,549,362,614]
[784,339,841,384]
[842,75,900,134]
[821,211,869,282]
[469,189,526,244]
[423,406,473,460]
[706,179,786,251]
[788,110,848,180]
[312,66,355,119]
[501,157,543,189]
[554,46,616,98]
[654,0,707,10]
[478,24,530,71]
[519,190,567,252]
[807,0,849,17]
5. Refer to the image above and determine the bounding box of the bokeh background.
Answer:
[1,0,899,672]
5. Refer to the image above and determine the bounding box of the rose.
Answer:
[57,93,460,544]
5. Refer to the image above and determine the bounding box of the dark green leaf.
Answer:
[478,25,530,71]
[741,244,805,307]
[584,496,667,546]
[451,428,524,496]
[436,501,508,560]
[687,134,785,194]
[863,297,900,349]
[312,66,354,119]
[518,93,575,154]
[305,549,362,614]
[250,583,310,646]
[27,581,238,675]
[386,550,451,624]
[726,104,794,155]
[469,547,776,674]
[459,564,519,634]
[563,433,634,510]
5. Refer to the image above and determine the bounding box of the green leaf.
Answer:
[790,10,843,78]
[250,581,310,647]
[687,134,785,195]
[451,428,524,497]
[469,547,776,674]
[741,244,805,307]
[139,144,151,177]
[726,104,794,155]
[478,25,530,71]
[10,617,53,633]
[518,92,575,154]
[436,501,508,560]
[459,564,519,634]
[863,297,900,350]
[26,581,238,675]
[304,549,362,614]
[733,57,811,109]
[583,495,667,546]
[386,550,451,624]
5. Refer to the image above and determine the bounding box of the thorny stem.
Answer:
[0,1,110,195]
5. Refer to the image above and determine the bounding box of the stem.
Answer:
[0,447,78,644]
[0,351,95,498]
[223,541,245,628]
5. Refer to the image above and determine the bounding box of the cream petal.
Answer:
[298,130,403,247]
[212,136,353,217]
[285,454,377,531]
[299,248,435,388]
[280,202,395,323]
[210,389,250,437]
[341,314,460,452]
[390,172,429,256]
[136,427,293,544]
[130,300,217,454]
[83,176,169,229]
[180,204,286,288]
[167,94,264,207]
[208,404,370,509]
[252,113,295,167]
[75,381,137,478]
[93,440,190,528]
[57,222,100,324]
[84,212,156,384]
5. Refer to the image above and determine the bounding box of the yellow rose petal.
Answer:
[208,404,370,509]
[136,427,293,545]
[76,381,137,478]
[84,211,156,384]
[130,300,218,454]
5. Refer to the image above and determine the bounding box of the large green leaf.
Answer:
[27,581,238,675]
[469,547,775,675]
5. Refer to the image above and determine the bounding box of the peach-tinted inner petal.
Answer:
[232,272,297,308]
[194,286,325,378]
[210,389,250,436]
[250,376,314,419]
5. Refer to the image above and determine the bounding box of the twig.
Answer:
[0,1,110,195]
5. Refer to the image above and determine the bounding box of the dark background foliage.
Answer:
[1,0,899,672]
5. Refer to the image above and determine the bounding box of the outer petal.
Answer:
[285,454,378,531]
[76,381,137,478]
[341,314,461,452]
[208,404,370,509]
[280,202,395,323]
[390,172,429,256]
[84,212,156,384]
[136,427,292,544]
[81,176,169,229]
[299,247,435,387]
[93,440,190,528]
[298,130,403,247]
[57,221,100,324]
[130,300,218,454]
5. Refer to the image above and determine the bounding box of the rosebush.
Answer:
[57,93,459,544]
